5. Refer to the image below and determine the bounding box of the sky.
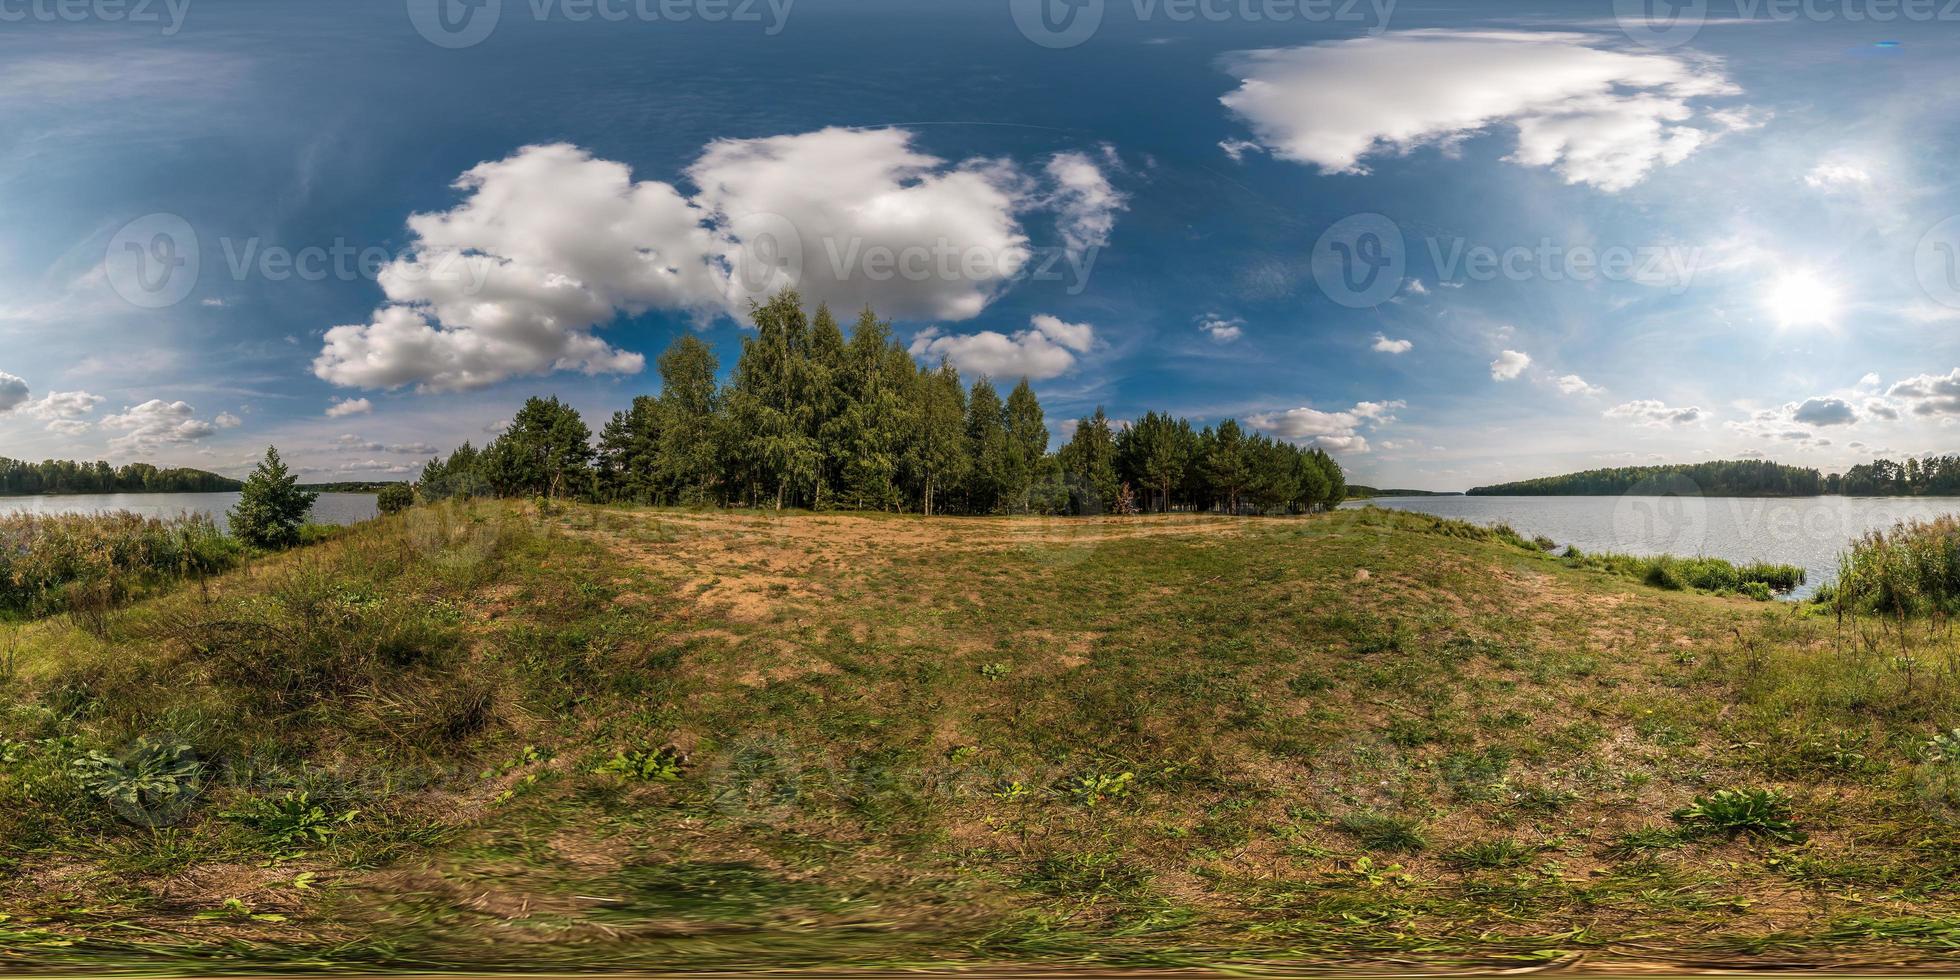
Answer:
[3,0,1959,490]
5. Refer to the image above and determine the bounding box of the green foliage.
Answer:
[376,484,414,514]
[1444,839,1535,869]
[230,446,319,549]
[1671,788,1802,842]
[1063,770,1134,806]
[1468,459,1824,497]
[0,511,242,614]
[0,457,239,495]
[481,397,595,499]
[595,745,685,781]
[71,737,205,824]
[1832,516,1960,616]
[1563,551,1803,596]
[223,791,359,847]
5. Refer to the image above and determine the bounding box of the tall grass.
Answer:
[1562,549,1803,598]
[1830,515,1960,616]
[0,512,243,617]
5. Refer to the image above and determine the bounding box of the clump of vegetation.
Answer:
[1831,516,1960,616]
[376,483,415,515]
[70,737,205,825]
[1671,788,1802,843]
[1563,550,1803,597]
[0,512,241,615]
[222,791,359,848]
[1333,812,1427,853]
[1445,838,1535,869]
[229,447,319,549]
[595,745,685,781]
[1063,771,1134,806]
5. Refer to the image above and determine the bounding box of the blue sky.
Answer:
[3,0,1959,490]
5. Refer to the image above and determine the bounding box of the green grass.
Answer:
[3,502,1960,971]
[1562,548,1805,597]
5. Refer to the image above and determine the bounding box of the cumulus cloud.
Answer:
[1555,374,1604,396]
[1865,399,1900,421]
[326,397,373,418]
[1245,399,1404,453]
[1790,396,1856,426]
[0,372,27,413]
[908,314,1096,380]
[1605,399,1703,426]
[1220,31,1745,192]
[1198,314,1244,342]
[14,388,105,433]
[1887,369,1960,416]
[99,400,224,453]
[316,130,1122,392]
[1490,349,1531,380]
[1372,333,1413,354]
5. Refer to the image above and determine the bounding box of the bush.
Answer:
[71,737,205,826]
[376,484,415,515]
[1671,788,1802,843]
[0,512,243,615]
[230,447,319,549]
[1832,516,1960,617]
[1564,551,1804,597]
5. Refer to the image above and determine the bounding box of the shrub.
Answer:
[1832,516,1960,617]
[1671,788,1802,843]
[230,447,319,549]
[1333,811,1427,853]
[0,512,242,614]
[1564,551,1803,597]
[376,484,414,515]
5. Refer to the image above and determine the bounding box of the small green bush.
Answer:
[223,791,359,848]
[1672,788,1802,842]
[71,738,205,825]
[596,746,685,781]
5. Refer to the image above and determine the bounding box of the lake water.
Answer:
[0,491,379,530]
[1342,495,1960,599]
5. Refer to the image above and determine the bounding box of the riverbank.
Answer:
[3,502,1959,972]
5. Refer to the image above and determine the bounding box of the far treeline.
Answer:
[1471,456,1960,497]
[0,458,242,497]
[415,292,1348,516]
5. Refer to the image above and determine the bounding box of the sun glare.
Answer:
[1763,272,1842,328]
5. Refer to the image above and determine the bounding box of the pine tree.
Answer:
[1202,419,1251,514]
[597,396,663,503]
[1003,378,1047,513]
[964,377,1013,514]
[229,446,318,549]
[482,396,594,499]
[1058,408,1119,514]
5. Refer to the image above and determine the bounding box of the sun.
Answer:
[1762,272,1842,328]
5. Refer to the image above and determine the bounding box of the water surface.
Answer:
[0,492,379,530]
[1343,495,1960,599]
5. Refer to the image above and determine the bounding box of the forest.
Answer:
[0,458,241,496]
[1828,456,1960,496]
[1469,460,1825,497]
[415,292,1347,516]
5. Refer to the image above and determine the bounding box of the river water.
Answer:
[0,491,379,530]
[1341,494,1960,599]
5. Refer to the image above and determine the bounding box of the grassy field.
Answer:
[5,501,1960,973]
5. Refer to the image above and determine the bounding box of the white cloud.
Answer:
[213,412,243,429]
[13,388,104,433]
[1218,138,1262,162]
[99,399,224,453]
[316,130,1122,392]
[1220,31,1744,192]
[1402,278,1428,295]
[1888,369,1960,416]
[1246,399,1404,453]
[1199,314,1244,342]
[1490,349,1531,380]
[0,372,27,413]
[908,314,1096,380]
[1046,148,1127,257]
[1555,373,1604,396]
[1605,399,1703,426]
[1804,162,1871,190]
[1372,333,1413,354]
[326,397,373,418]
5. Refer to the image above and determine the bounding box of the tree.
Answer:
[911,360,969,516]
[1117,411,1192,513]
[597,396,663,503]
[1003,378,1047,512]
[376,483,414,514]
[482,396,594,499]
[964,377,1013,514]
[230,446,318,548]
[1202,419,1251,514]
[655,335,721,505]
[1058,408,1119,514]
